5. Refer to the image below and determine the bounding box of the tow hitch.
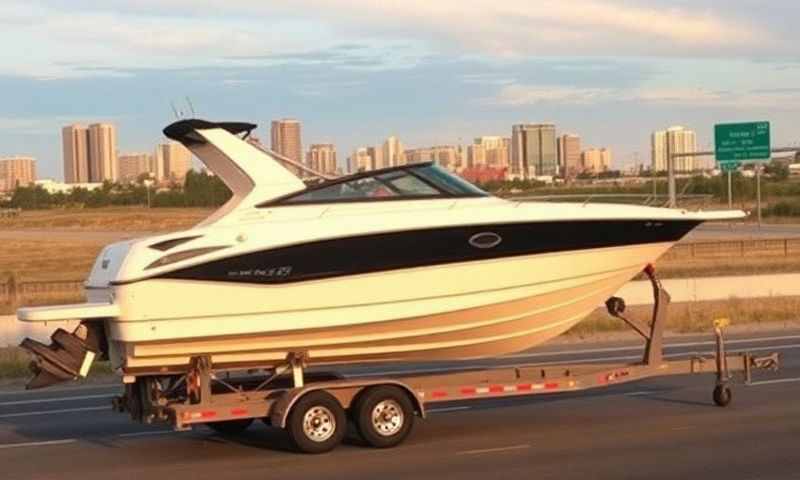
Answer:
[20,322,106,389]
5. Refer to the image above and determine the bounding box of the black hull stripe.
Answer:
[154,220,701,285]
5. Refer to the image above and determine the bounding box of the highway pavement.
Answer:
[0,331,798,480]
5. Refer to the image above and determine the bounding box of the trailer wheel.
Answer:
[286,390,346,454]
[353,385,415,448]
[713,384,732,407]
[206,418,254,435]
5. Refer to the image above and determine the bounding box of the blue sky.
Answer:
[2,0,800,179]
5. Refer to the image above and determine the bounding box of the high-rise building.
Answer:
[0,156,36,192]
[118,153,153,183]
[651,126,697,172]
[511,123,557,179]
[366,147,383,171]
[307,144,338,176]
[403,145,463,172]
[556,134,582,178]
[582,148,612,173]
[348,148,372,173]
[158,142,192,182]
[470,136,510,170]
[62,124,90,183]
[382,136,405,168]
[270,119,302,163]
[88,123,117,182]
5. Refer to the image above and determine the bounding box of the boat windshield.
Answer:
[263,163,488,206]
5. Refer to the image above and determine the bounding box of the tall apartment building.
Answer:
[556,134,582,178]
[118,153,153,183]
[62,123,117,183]
[651,126,697,172]
[270,119,302,162]
[307,144,338,176]
[157,142,192,182]
[582,148,612,173]
[468,136,510,170]
[403,145,463,172]
[0,156,36,192]
[511,123,557,179]
[382,136,404,168]
[88,123,117,182]
[348,148,372,173]
[366,147,383,171]
[62,125,90,183]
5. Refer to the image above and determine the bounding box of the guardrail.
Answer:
[1,277,84,309]
[0,208,21,218]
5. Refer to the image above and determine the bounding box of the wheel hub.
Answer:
[371,400,404,436]
[303,406,336,442]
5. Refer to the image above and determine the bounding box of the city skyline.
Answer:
[2,3,799,180]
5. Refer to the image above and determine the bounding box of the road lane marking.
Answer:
[0,394,112,407]
[0,406,107,419]
[427,406,471,413]
[749,377,800,386]
[625,391,656,396]
[457,444,531,455]
[0,385,119,398]
[117,430,173,438]
[0,439,77,450]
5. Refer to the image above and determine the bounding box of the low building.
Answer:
[34,179,103,194]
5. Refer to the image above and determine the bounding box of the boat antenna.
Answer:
[170,101,180,120]
[248,141,338,181]
[186,97,196,117]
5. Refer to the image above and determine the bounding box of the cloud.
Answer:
[487,83,800,110]
[0,0,788,78]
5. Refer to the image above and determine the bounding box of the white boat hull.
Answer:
[104,242,671,373]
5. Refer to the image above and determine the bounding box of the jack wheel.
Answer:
[287,391,346,454]
[713,384,732,407]
[207,418,254,435]
[353,385,415,448]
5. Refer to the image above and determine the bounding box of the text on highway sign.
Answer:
[714,121,771,162]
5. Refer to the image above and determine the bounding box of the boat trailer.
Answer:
[113,266,780,453]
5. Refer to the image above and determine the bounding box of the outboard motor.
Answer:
[20,321,107,389]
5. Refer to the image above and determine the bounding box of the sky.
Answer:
[2,0,800,179]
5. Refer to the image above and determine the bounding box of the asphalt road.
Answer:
[1,331,798,480]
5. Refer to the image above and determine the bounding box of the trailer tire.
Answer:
[286,390,346,454]
[353,385,415,448]
[713,384,732,407]
[206,418,254,435]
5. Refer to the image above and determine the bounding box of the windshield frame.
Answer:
[257,162,489,207]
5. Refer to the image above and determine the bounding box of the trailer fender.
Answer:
[271,380,424,429]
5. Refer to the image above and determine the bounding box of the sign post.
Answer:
[714,122,771,223]
[719,161,739,209]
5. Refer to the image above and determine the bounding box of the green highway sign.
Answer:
[714,121,771,162]
[719,161,740,172]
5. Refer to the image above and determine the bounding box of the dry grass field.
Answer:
[0,207,211,231]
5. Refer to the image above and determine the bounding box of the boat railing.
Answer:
[505,193,714,209]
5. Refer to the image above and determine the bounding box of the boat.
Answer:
[18,118,744,389]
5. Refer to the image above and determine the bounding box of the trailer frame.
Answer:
[113,265,780,453]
